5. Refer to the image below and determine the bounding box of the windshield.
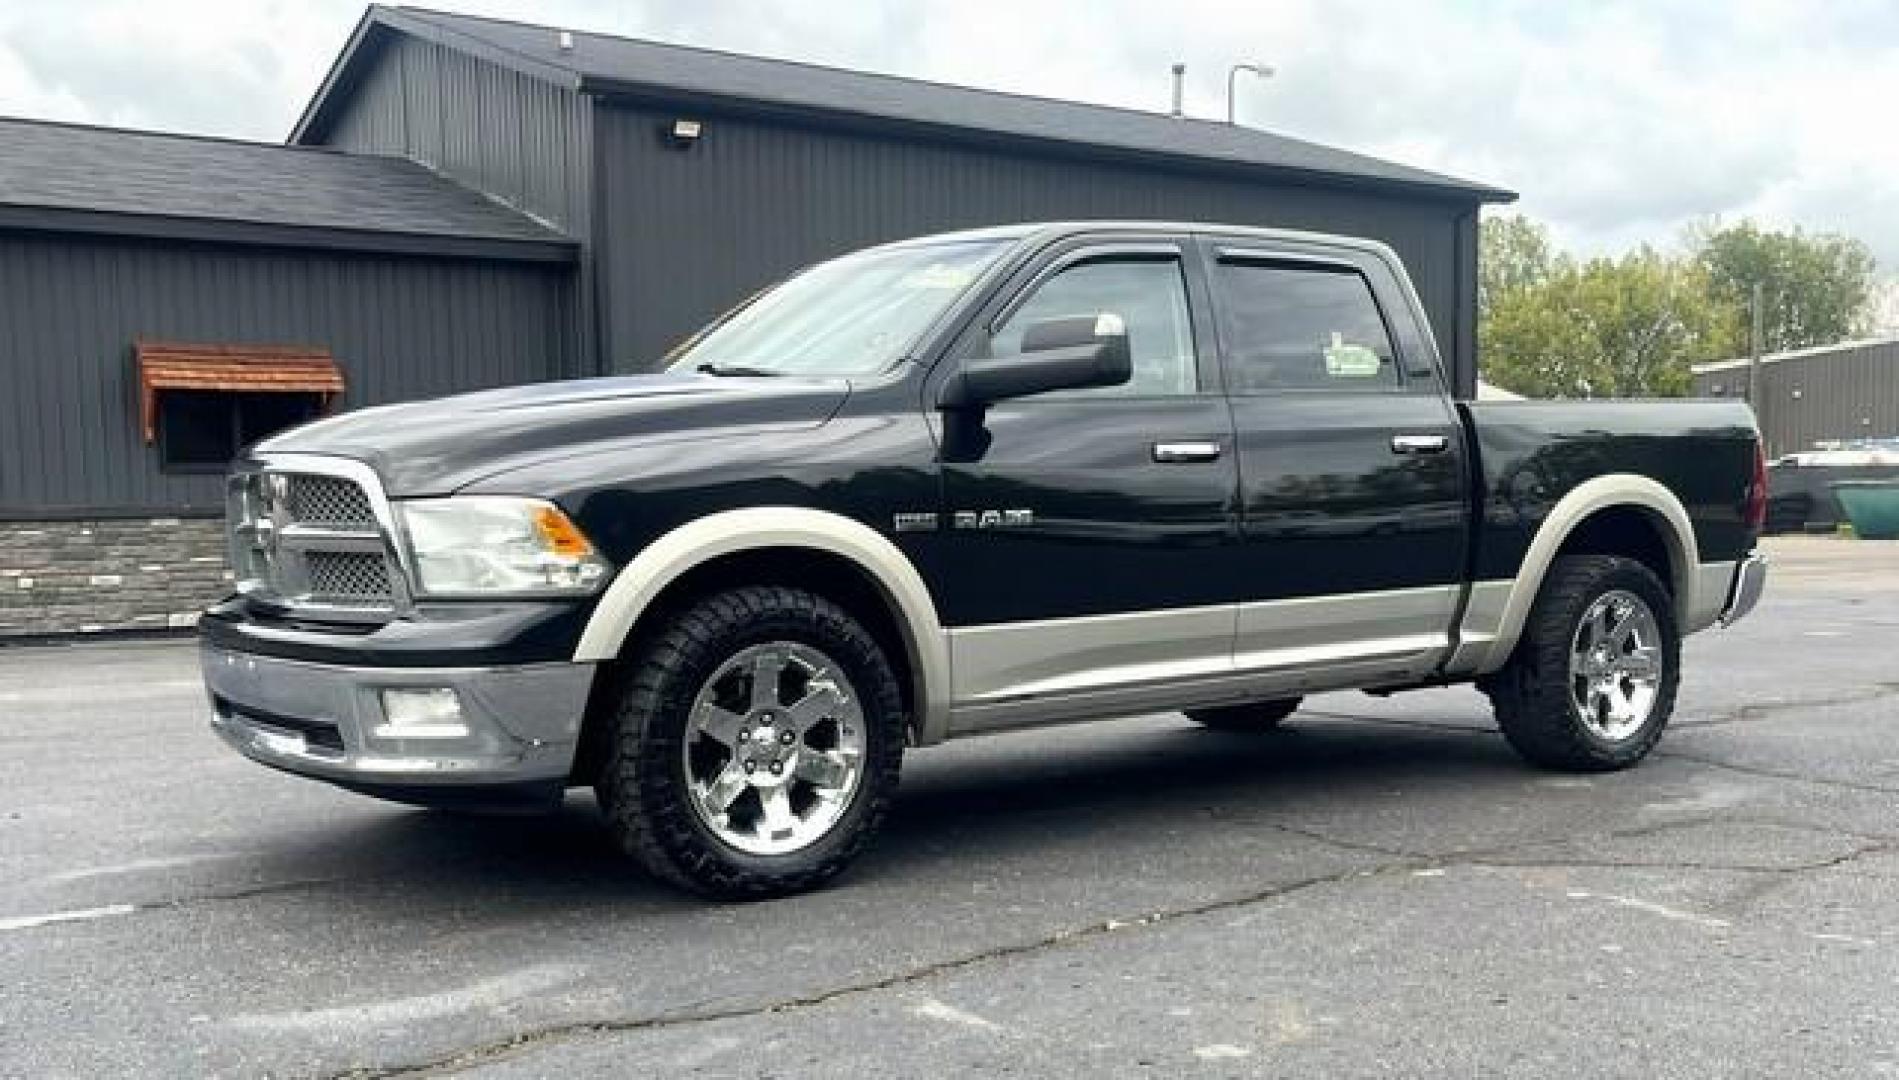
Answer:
[667,239,1008,377]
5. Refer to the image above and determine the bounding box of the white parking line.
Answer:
[913,997,1007,1033]
[224,964,583,1034]
[0,679,203,705]
[39,853,238,885]
[1566,890,1731,930]
[0,904,139,932]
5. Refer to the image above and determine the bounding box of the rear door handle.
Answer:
[1152,441,1223,464]
[1389,434,1450,455]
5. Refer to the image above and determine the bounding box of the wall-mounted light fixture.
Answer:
[662,119,704,149]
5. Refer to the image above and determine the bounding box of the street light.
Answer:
[1226,62,1275,124]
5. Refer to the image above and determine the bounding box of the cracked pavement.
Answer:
[3,534,1898,1077]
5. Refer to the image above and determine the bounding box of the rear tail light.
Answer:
[1744,439,1767,532]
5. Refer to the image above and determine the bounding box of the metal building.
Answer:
[295,6,1512,387]
[1692,338,1899,456]
[0,118,575,635]
[0,3,1509,636]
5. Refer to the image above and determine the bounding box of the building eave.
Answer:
[0,203,579,264]
[577,75,1516,206]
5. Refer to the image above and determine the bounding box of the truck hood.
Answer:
[253,373,852,497]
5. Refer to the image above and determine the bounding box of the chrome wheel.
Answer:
[1568,589,1664,741]
[681,641,867,856]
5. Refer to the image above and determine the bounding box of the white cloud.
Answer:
[1,0,1894,270]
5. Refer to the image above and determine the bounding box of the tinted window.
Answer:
[1214,261,1399,393]
[990,257,1196,397]
[239,393,322,446]
[159,391,234,468]
[159,391,324,471]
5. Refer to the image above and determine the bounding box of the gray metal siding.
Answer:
[592,102,1476,386]
[315,33,597,376]
[0,230,572,516]
[320,35,592,236]
[1693,342,1899,456]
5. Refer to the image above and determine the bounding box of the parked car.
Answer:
[200,222,1769,897]
[1766,450,1899,533]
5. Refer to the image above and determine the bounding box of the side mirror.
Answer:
[939,314,1133,409]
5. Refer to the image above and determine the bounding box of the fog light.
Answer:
[375,688,470,738]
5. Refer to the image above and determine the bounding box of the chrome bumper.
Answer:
[1719,550,1768,627]
[202,644,595,791]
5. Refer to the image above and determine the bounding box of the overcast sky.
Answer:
[2,0,1895,272]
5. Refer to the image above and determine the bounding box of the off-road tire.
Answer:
[1485,554,1680,771]
[594,586,906,898]
[1185,697,1303,732]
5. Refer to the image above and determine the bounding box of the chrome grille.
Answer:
[287,476,374,529]
[305,552,392,606]
[228,460,401,620]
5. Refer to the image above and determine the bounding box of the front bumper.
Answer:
[1719,550,1769,627]
[202,642,596,803]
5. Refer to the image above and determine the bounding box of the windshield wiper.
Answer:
[695,362,785,377]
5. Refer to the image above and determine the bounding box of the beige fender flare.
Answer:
[572,507,953,744]
[1457,474,1700,675]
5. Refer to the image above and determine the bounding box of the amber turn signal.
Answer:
[531,504,595,558]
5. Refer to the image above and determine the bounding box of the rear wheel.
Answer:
[594,586,906,898]
[1185,697,1302,732]
[1486,554,1679,771]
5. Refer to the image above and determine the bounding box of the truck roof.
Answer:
[877,221,1407,263]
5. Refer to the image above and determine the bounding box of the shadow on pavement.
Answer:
[226,714,1519,913]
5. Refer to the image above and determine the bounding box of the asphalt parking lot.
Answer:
[3,534,1898,1078]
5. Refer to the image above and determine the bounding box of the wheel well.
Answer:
[571,547,918,785]
[1553,505,1676,596]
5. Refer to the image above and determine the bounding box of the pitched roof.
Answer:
[296,5,1513,204]
[0,116,574,261]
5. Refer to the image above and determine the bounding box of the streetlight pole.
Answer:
[1226,62,1275,124]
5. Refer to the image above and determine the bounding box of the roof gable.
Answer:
[297,5,1512,203]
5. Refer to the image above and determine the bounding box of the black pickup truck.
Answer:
[200,222,1767,897]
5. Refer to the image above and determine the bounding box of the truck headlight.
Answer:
[398,497,610,597]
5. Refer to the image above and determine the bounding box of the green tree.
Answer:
[1479,213,1555,322]
[1481,248,1734,399]
[1692,221,1876,353]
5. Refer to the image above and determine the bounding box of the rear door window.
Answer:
[1212,260,1400,393]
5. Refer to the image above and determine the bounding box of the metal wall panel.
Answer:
[592,103,1477,385]
[1693,341,1899,455]
[0,231,572,516]
[313,34,596,376]
[317,35,590,237]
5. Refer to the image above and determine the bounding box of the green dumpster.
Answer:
[1832,480,1899,540]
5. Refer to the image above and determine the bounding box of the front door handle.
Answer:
[1390,434,1450,455]
[1152,441,1223,464]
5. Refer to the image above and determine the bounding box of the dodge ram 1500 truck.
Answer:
[201,222,1768,897]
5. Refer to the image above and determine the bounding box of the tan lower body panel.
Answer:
[946,585,1462,737]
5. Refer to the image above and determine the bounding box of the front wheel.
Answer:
[1485,554,1679,771]
[594,586,906,898]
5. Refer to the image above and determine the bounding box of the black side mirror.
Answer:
[939,314,1133,409]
